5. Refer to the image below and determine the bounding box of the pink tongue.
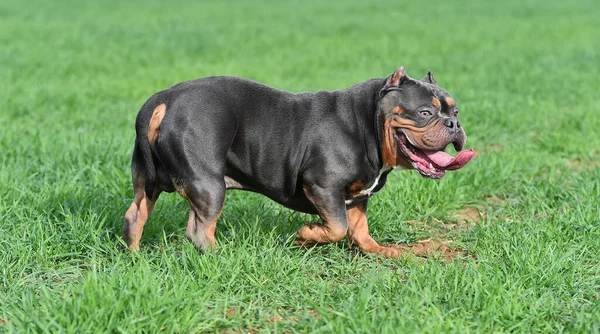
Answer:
[423,149,475,170]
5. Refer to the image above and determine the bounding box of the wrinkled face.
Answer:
[378,67,474,179]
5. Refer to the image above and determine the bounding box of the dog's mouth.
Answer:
[395,131,474,179]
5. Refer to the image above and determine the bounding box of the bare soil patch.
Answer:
[388,238,473,261]
[565,158,598,172]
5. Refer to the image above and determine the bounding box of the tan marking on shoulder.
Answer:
[392,106,403,114]
[445,97,455,107]
[348,181,364,196]
[432,97,441,108]
[148,103,166,149]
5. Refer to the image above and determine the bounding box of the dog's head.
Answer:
[378,67,474,179]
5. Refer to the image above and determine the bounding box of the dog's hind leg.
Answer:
[123,143,162,251]
[151,101,236,252]
[123,102,167,251]
[123,186,161,251]
[181,178,226,252]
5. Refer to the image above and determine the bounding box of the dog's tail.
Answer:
[132,100,165,198]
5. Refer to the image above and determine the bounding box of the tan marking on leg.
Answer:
[148,104,166,149]
[432,97,441,108]
[203,205,223,250]
[346,205,400,258]
[445,97,455,108]
[124,190,143,234]
[123,186,158,251]
[185,199,224,251]
[295,223,347,246]
[295,185,347,246]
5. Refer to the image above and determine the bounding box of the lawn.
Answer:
[1,0,599,332]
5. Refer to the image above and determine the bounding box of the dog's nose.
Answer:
[444,118,461,132]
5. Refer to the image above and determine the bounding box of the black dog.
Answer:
[123,67,473,257]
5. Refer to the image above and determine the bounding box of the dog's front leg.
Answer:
[295,185,348,247]
[346,200,400,258]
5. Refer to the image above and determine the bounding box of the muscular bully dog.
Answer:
[123,67,474,258]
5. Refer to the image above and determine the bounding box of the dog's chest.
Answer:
[345,165,393,205]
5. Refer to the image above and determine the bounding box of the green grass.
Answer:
[1,0,599,332]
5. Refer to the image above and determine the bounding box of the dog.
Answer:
[123,67,474,258]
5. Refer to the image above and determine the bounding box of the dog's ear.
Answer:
[421,71,437,85]
[385,66,408,88]
[379,67,408,97]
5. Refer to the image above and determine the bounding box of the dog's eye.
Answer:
[419,110,432,117]
[453,111,459,117]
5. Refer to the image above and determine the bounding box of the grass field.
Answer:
[1,0,599,332]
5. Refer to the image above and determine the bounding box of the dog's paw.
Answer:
[369,245,401,258]
[294,225,318,247]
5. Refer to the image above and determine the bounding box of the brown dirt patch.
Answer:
[565,158,598,172]
[395,206,489,261]
[388,238,473,261]
[389,194,520,262]
[0,317,6,326]
[392,195,520,262]
[222,307,319,332]
[450,207,486,225]
[485,196,507,204]
[268,313,286,324]
[404,207,485,238]
[405,218,446,236]
[225,307,237,318]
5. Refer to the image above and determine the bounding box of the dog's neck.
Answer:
[341,78,388,172]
